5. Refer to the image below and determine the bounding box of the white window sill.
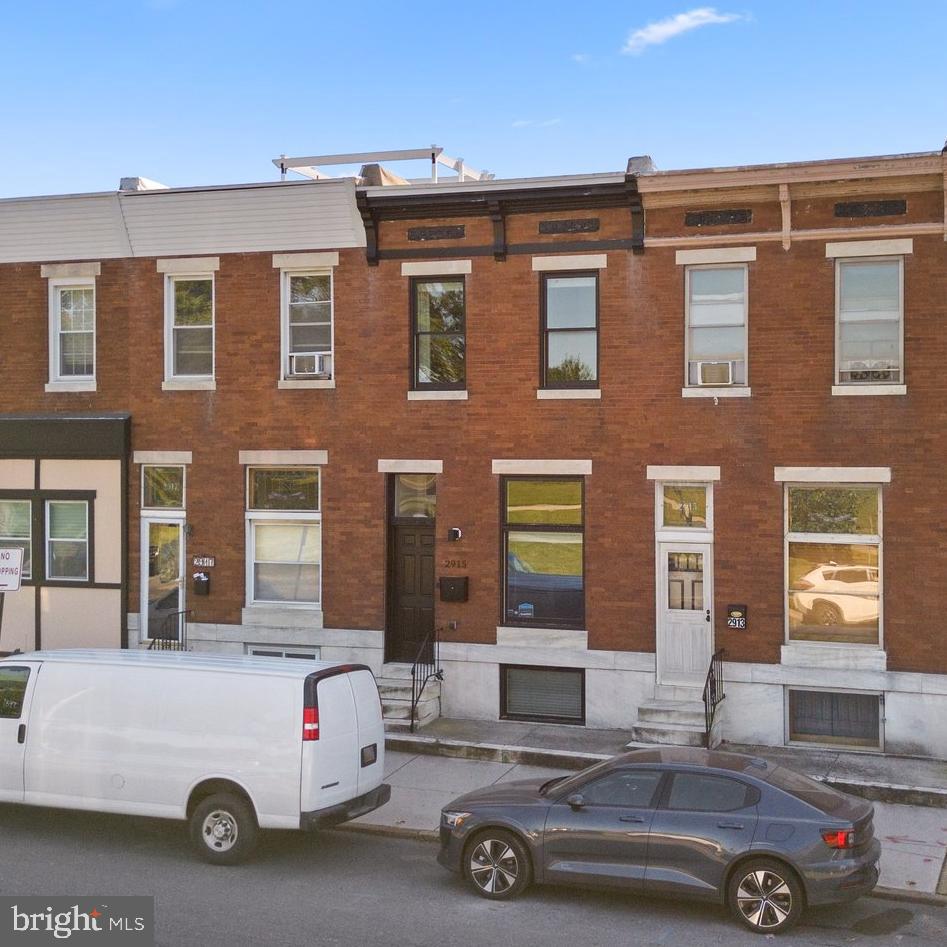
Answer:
[682,387,751,399]
[536,389,602,400]
[278,378,336,390]
[407,390,468,401]
[781,641,886,672]
[831,384,906,397]
[162,378,216,391]
[45,380,96,393]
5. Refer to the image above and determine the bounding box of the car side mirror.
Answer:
[567,793,585,810]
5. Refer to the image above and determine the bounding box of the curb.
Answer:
[334,822,439,843]
[869,885,947,908]
[386,735,947,808]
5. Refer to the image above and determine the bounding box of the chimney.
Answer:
[626,155,656,175]
[119,176,169,191]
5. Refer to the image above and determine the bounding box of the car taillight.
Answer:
[822,829,855,849]
[303,706,320,741]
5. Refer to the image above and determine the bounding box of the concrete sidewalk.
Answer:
[348,749,947,905]
[387,717,947,808]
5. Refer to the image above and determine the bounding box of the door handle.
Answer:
[17,724,25,744]
[705,609,711,623]
[619,815,646,823]
[717,822,744,830]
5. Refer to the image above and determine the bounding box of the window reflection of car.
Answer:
[507,552,582,623]
[790,564,879,626]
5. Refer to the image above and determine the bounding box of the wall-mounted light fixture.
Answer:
[447,527,462,542]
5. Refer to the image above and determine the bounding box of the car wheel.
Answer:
[464,829,532,900]
[812,601,842,626]
[189,792,258,865]
[728,858,803,934]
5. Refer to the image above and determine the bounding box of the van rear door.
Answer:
[348,669,385,796]
[301,669,359,814]
[0,662,41,803]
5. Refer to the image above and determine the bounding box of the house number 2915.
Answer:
[442,559,467,569]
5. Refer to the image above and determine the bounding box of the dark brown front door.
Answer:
[387,525,436,662]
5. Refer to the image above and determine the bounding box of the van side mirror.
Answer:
[567,793,586,810]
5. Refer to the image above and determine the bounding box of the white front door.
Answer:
[657,543,713,687]
[140,519,185,640]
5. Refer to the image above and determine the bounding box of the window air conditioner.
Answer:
[290,352,331,377]
[697,360,733,386]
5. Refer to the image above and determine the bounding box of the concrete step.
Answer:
[636,699,705,727]
[629,721,707,748]
[382,695,439,720]
[383,701,440,731]
[653,684,705,702]
[377,679,441,699]
[379,663,414,681]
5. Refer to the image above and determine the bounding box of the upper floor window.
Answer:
[541,273,598,388]
[502,477,584,627]
[49,279,95,383]
[786,485,880,646]
[282,272,333,381]
[836,258,902,386]
[411,278,466,390]
[142,466,185,510]
[165,276,214,380]
[685,265,747,388]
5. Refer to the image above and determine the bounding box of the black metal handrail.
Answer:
[148,609,191,651]
[410,626,442,732]
[702,648,726,747]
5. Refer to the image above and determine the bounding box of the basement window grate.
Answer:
[501,665,585,724]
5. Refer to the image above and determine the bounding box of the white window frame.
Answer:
[140,465,187,513]
[783,483,883,648]
[833,255,904,392]
[654,481,714,543]
[45,499,89,582]
[245,466,322,609]
[164,273,216,384]
[684,263,749,391]
[784,686,884,753]
[47,277,96,389]
[279,268,335,388]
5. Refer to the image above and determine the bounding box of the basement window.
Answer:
[787,689,881,750]
[501,665,585,724]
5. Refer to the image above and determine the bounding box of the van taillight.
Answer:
[303,706,320,741]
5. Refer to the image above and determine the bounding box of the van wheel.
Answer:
[464,829,532,900]
[190,793,258,865]
[728,858,803,934]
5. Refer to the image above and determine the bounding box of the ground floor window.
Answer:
[500,665,585,724]
[787,688,881,749]
[249,521,321,605]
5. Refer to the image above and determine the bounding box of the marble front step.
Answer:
[635,699,705,728]
[628,721,707,748]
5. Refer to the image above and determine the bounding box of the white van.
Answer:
[0,650,390,863]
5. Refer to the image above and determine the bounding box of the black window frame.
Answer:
[0,666,31,719]
[540,270,600,390]
[0,489,97,589]
[500,475,585,629]
[410,275,467,391]
[499,664,586,725]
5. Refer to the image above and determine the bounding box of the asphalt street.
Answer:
[0,803,945,947]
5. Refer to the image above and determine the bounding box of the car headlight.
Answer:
[442,811,472,829]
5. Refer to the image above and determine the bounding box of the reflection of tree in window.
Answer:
[547,355,594,383]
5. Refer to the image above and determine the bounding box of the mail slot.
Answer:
[192,572,211,596]
[439,576,469,603]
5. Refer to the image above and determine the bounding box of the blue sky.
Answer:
[0,1,944,196]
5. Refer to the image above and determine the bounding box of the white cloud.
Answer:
[571,53,590,64]
[621,7,745,55]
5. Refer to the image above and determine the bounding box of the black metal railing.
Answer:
[410,626,443,732]
[148,609,191,651]
[702,648,726,747]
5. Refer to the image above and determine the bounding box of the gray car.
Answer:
[437,747,880,934]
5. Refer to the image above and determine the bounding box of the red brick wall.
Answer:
[1,192,944,675]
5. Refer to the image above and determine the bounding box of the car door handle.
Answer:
[17,724,25,744]
[619,815,646,823]
[717,821,744,830]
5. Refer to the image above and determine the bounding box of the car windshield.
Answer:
[765,765,849,813]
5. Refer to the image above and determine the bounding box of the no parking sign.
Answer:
[0,547,23,592]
